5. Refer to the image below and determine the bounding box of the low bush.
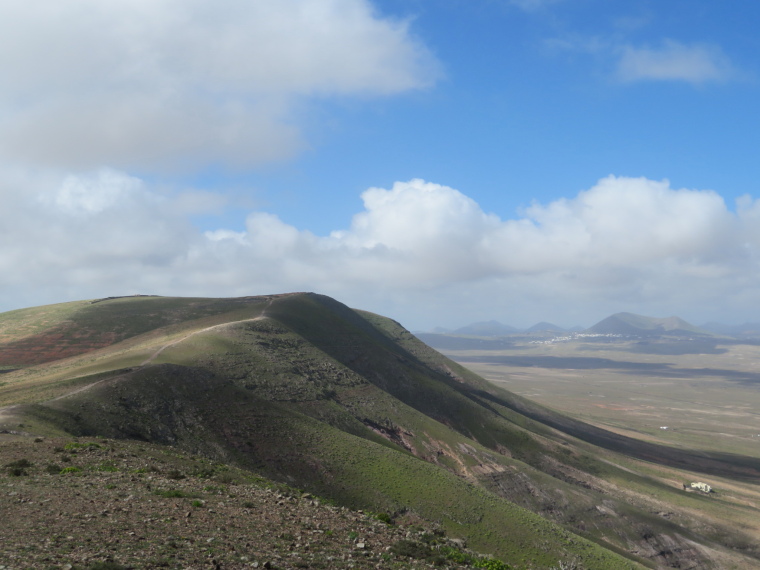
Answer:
[390,539,431,560]
[5,458,32,476]
[373,511,393,524]
[474,558,512,570]
[94,462,119,472]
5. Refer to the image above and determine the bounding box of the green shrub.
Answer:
[440,546,471,564]
[390,539,431,560]
[5,458,32,476]
[474,558,512,570]
[60,466,83,474]
[45,463,63,475]
[215,472,237,484]
[192,467,215,478]
[373,511,393,524]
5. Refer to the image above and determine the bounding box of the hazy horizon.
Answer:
[423,313,760,334]
[2,1,760,332]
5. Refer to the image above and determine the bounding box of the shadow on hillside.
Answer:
[267,294,760,482]
[464,386,760,481]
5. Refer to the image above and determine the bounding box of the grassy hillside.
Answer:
[2,293,759,569]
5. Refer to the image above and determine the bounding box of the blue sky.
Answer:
[243,0,760,232]
[2,0,760,330]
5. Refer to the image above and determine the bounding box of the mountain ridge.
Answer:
[430,311,722,339]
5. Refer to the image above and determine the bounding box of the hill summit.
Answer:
[586,311,711,337]
[452,320,518,336]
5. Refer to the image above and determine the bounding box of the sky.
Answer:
[2,0,760,331]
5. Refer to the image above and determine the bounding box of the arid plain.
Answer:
[442,337,760,459]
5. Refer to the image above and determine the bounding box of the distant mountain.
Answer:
[700,322,760,338]
[525,321,565,333]
[452,320,519,336]
[587,312,712,337]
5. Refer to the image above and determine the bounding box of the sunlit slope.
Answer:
[2,293,760,567]
[0,294,274,367]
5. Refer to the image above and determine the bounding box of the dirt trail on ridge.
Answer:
[140,299,273,366]
[0,301,275,424]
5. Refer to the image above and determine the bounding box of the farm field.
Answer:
[443,338,760,459]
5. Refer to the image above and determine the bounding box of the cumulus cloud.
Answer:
[3,170,760,328]
[0,0,439,171]
[617,40,735,84]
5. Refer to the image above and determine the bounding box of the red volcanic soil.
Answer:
[0,322,120,366]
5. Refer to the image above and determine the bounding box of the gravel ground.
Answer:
[0,435,485,570]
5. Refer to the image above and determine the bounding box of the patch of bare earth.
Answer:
[0,324,121,367]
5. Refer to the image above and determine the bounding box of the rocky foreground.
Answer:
[1,435,512,570]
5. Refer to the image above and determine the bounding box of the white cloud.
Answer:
[3,170,760,328]
[42,169,151,216]
[0,0,439,171]
[617,40,735,84]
